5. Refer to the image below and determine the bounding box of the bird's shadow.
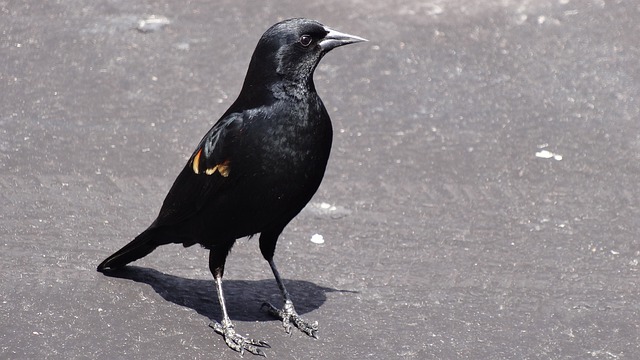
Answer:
[101,266,355,322]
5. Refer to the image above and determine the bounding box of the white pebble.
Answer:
[310,234,325,244]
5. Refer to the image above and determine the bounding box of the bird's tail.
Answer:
[97,227,168,272]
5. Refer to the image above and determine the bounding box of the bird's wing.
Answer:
[190,113,244,176]
[152,112,245,227]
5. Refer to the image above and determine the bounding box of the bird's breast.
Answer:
[241,100,332,193]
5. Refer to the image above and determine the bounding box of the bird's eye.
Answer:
[299,35,313,47]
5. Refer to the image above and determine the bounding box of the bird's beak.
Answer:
[319,27,368,51]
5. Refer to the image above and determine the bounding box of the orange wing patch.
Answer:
[217,161,230,177]
[192,149,230,177]
[205,160,230,177]
[192,148,203,174]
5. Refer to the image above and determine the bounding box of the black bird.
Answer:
[97,18,366,355]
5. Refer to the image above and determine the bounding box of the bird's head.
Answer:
[241,18,367,97]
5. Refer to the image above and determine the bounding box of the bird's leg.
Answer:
[261,259,319,338]
[208,253,269,356]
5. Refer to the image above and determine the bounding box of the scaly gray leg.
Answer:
[261,259,319,338]
[209,253,270,356]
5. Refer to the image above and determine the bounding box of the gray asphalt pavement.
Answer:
[2,0,639,359]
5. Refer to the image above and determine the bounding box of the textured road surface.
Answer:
[2,1,639,359]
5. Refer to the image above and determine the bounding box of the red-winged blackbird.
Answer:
[97,18,366,356]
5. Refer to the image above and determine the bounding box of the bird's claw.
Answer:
[209,321,270,356]
[261,301,319,339]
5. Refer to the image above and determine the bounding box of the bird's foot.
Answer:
[261,300,319,338]
[209,321,270,356]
